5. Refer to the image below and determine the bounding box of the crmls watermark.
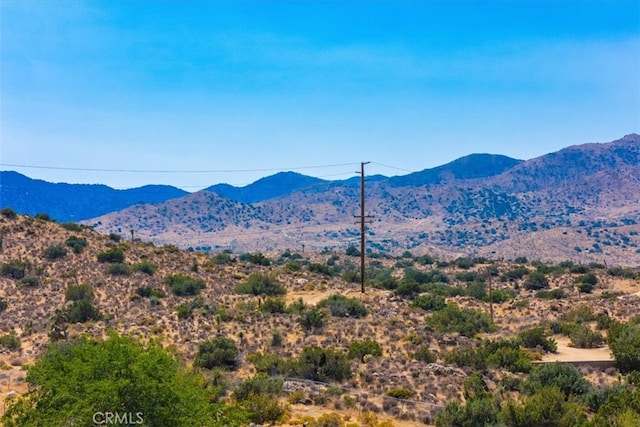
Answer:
[93,412,144,425]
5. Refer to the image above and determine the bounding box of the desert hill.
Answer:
[84,134,640,265]
[1,212,640,425]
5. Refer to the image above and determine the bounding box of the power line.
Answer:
[0,162,360,174]
[370,161,415,173]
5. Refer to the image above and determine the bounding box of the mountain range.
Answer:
[2,134,640,264]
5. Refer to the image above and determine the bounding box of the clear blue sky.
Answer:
[1,1,639,190]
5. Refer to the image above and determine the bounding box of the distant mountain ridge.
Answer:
[206,171,327,203]
[388,153,523,187]
[84,134,640,265]
[3,134,640,265]
[0,171,188,221]
[0,152,523,221]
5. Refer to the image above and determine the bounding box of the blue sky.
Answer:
[1,1,639,190]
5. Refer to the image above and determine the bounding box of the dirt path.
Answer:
[540,336,613,363]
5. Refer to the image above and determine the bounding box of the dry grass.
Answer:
[1,214,639,424]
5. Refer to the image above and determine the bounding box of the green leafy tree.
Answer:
[2,332,246,426]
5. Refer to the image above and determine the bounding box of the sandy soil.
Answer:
[540,336,613,363]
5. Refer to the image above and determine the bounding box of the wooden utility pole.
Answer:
[356,162,373,293]
[487,267,494,322]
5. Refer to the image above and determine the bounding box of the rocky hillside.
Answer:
[1,212,640,425]
[86,134,640,265]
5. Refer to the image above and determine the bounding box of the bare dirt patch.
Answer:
[541,336,613,363]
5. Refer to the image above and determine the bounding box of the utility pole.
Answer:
[355,162,373,293]
[487,267,494,323]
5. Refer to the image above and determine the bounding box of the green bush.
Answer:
[436,397,499,427]
[0,207,18,218]
[523,362,592,397]
[0,260,29,280]
[165,274,205,296]
[63,300,102,323]
[609,323,640,373]
[239,252,271,266]
[445,339,532,373]
[575,272,597,285]
[97,247,125,263]
[347,338,382,361]
[65,236,88,253]
[132,260,158,275]
[0,297,7,313]
[108,232,122,242]
[194,336,238,370]
[606,267,638,279]
[426,304,495,337]
[502,266,530,281]
[412,346,437,363]
[295,346,351,382]
[235,273,285,296]
[412,294,446,311]
[518,326,557,352]
[233,374,283,401]
[569,324,604,348]
[524,271,549,290]
[308,262,332,275]
[176,298,211,319]
[44,244,67,260]
[106,263,131,276]
[561,305,596,323]
[536,288,566,299]
[65,284,94,302]
[489,288,516,303]
[317,294,368,318]
[486,346,532,373]
[61,222,83,232]
[238,392,285,425]
[260,297,287,314]
[298,307,326,333]
[135,286,165,299]
[211,251,234,265]
[19,276,40,287]
[386,387,414,400]
[1,332,233,427]
[577,282,594,293]
[569,264,589,274]
[0,332,20,351]
[499,386,588,427]
[247,352,292,376]
[34,212,52,221]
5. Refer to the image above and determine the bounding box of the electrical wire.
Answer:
[0,162,360,174]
